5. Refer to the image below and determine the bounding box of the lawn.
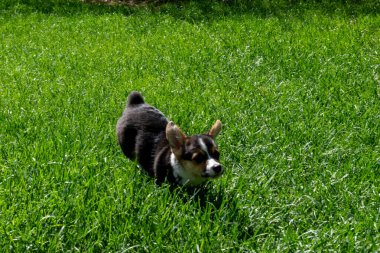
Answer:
[1,0,379,251]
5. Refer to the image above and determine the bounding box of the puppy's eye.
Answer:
[192,153,206,163]
[212,150,220,160]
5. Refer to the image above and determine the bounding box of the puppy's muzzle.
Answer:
[202,163,223,178]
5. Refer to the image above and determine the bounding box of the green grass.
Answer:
[1,0,380,251]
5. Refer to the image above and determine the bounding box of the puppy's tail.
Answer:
[127,91,145,106]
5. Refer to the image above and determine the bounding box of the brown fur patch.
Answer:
[179,159,206,177]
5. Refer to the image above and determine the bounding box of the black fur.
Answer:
[116,92,174,184]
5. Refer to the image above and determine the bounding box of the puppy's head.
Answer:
[166,120,223,183]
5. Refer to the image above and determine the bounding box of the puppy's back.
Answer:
[116,92,168,173]
[120,92,167,132]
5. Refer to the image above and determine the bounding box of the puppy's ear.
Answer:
[166,121,186,157]
[208,120,222,138]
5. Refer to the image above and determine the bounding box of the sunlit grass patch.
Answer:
[1,0,379,251]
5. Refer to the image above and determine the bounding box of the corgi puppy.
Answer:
[116,91,223,186]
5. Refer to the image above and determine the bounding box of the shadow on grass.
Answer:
[1,0,379,19]
[171,184,256,242]
[171,184,225,209]
[0,0,133,16]
[172,183,239,216]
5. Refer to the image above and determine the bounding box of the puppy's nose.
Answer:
[213,165,222,174]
